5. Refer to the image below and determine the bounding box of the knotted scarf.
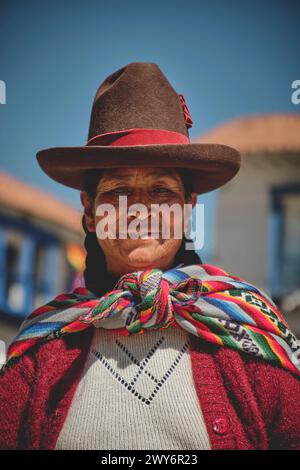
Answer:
[1,263,300,378]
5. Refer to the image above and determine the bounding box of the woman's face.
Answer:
[81,167,197,276]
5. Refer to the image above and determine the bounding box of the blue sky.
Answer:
[0,0,299,259]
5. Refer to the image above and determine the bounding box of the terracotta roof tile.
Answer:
[194,113,300,153]
[0,172,82,234]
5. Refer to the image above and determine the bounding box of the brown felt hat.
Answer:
[36,62,241,195]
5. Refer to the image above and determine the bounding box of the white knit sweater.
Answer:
[55,324,211,450]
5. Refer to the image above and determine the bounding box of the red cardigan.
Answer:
[0,327,300,450]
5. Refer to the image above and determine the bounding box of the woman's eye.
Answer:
[152,187,172,194]
[110,187,132,195]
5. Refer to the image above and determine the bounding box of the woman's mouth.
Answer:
[118,231,160,239]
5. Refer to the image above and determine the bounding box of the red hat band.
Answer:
[86,128,190,147]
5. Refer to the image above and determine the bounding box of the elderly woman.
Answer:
[0,62,300,451]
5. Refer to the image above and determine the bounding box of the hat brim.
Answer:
[36,143,241,195]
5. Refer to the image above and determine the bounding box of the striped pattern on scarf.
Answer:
[1,264,300,377]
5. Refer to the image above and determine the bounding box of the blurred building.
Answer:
[0,172,85,347]
[197,113,300,335]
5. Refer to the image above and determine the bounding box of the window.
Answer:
[267,184,300,301]
[0,213,78,319]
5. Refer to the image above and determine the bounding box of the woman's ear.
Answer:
[190,192,197,209]
[183,192,198,233]
[80,191,96,232]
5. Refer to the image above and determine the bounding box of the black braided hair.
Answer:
[81,168,203,296]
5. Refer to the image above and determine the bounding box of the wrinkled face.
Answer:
[81,167,196,276]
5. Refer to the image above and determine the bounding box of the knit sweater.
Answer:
[0,326,300,450]
[55,326,211,450]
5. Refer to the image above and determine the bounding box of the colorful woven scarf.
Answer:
[1,263,300,377]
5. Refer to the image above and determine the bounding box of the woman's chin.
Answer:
[120,240,161,269]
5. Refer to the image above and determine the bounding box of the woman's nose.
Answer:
[126,191,155,226]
